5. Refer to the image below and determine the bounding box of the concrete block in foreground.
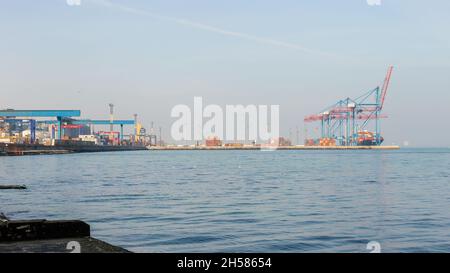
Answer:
[0,219,129,253]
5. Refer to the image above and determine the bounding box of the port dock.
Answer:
[0,143,147,156]
[148,145,400,151]
[0,109,151,156]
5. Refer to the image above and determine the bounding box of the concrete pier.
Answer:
[0,143,147,156]
[0,219,129,253]
[148,145,401,151]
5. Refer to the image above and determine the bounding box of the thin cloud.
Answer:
[88,0,337,58]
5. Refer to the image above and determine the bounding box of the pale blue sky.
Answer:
[1,0,449,146]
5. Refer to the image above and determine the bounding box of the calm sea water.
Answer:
[1,148,450,253]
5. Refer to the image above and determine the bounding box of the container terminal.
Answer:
[0,107,149,156]
[1,67,398,155]
[149,66,398,151]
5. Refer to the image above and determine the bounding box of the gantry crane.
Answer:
[304,66,394,146]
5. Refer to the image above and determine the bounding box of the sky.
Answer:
[1,0,449,146]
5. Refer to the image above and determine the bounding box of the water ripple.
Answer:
[2,148,450,252]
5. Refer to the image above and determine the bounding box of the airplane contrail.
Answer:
[87,0,337,58]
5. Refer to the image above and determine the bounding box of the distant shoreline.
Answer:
[148,146,401,151]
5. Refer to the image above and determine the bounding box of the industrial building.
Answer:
[0,108,153,155]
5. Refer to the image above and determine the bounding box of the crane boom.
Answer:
[380,66,394,110]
